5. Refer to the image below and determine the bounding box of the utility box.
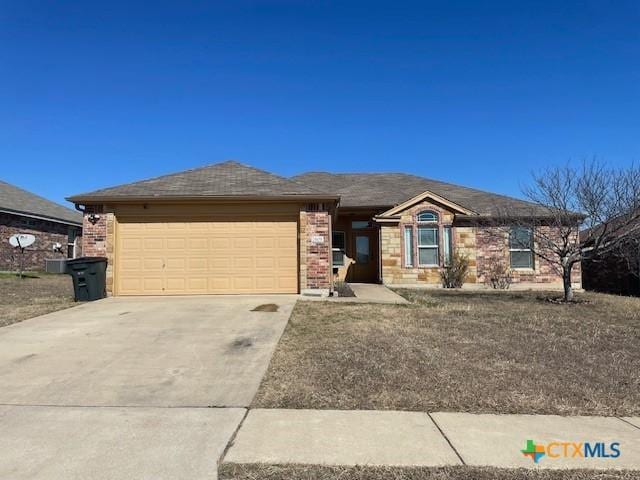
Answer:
[45,259,68,274]
[66,257,108,301]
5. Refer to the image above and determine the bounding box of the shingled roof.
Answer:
[291,172,548,217]
[68,161,336,202]
[0,180,82,225]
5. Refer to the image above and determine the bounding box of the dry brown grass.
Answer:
[219,464,639,480]
[252,290,640,415]
[0,273,76,327]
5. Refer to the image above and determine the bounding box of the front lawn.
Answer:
[0,273,76,327]
[252,290,640,416]
[220,464,638,480]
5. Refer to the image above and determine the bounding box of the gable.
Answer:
[374,190,476,223]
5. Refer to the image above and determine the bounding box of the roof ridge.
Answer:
[68,160,244,198]
[68,160,338,201]
[295,171,408,177]
[297,171,537,206]
[232,162,331,195]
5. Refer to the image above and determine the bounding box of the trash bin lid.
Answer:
[66,256,108,265]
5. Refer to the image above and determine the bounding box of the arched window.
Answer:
[417,211,438,222]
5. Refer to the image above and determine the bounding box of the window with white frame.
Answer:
[332,231,346,267]
[417,211,438,222]
[418,226,439,266]
[67,228,79,259]
[443,226,453,266]
[509,227,534,268]
[403,226,414,267]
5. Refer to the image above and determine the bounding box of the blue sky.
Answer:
[1,1,639,207]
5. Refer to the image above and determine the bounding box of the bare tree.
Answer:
[492,160,640,302]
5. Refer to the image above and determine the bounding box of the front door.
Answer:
[349,229,379,283]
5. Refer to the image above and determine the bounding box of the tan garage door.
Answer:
[115,216,298,295]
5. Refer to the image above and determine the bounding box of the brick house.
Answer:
[1,180,82,271]
[580,219,640,297]
[67,161,581,296]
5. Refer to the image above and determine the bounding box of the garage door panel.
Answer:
[166,277,186,291]
[233,237,253,249]
[188,258,208,270]
[211,238,231,249]
[255,237,275,249]
[233,276,254,290]
[188,277,208,292]
[278,257,297,268]
[188,238,208,250]
[142,278,164,293]
[278,237,297,249]
[209,277,231,291]
[141,258,163,271]
[279,276,298,289]
[165,257,186,271]
[120,257,142,271]
[116,215,298,295]
[256,257,275,268]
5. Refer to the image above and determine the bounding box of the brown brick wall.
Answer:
[82,205,107,257]
[81,205,115,294]
[475,226,581,287]
[0,212,81,271]
[299,205,331,291]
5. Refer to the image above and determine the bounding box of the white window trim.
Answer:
[417,225,439,267]
[509,228,534,269]
[443,226,453,266]
[417,210,439,222]
[403,226,414,267]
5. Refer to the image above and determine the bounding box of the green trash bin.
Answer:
[67,257,108,301]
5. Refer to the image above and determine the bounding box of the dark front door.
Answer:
[349,229,379,283]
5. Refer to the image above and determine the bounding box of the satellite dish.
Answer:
[9,233,36,248]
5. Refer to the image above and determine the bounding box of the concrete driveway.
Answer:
[0,295,296,479]
[0,295,295,407]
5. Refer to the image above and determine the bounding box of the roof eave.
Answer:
[454,213,585,223]
[0,208,82,227]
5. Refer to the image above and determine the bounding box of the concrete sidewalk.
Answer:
[223,409,640,470]
[0,405,245,480]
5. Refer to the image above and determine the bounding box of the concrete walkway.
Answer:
[223,409,640,470]
[348,283,410,304]
[301,283,409,304]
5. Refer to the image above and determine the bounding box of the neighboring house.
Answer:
[67,161,581,296]
[1,180,83,271]
[580,220,640,297]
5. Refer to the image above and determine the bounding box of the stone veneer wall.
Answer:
[299,205,331,292]
[380,198,581,288]
[381,201,456,285]
[0,212,80,271]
